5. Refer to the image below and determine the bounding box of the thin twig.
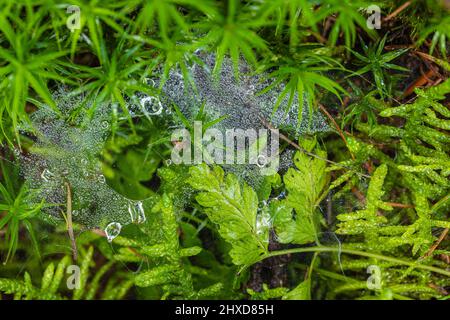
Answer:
[385,202,415,208]
[65,181,78,262]
[439,254,450,264]
[428,283,448,296]
[351,187,366,203]
[423,228,449,258]
[318,103,355,160]
[402,69,435,98]
[383,1,411,21]
[92,228,106,237]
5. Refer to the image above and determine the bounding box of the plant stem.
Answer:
[259,246,450,277]
[423,228,449,258]
[293,264,413,300]
[65,181,77,261]
[383,1,411,21]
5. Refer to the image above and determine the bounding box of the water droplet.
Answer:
[13,147,21,157]
[140,96,162,115]
[40,169,55,182]
[128,201,146,224]
[246,84,255,95]
[101,121,109,130]
[72,210,79,217]
[165,159,172,166]
[172,72,183,82]
[276,191,286,200]
[98,174,106,183]
[105,222,122,243]
[144,78,155,87]
[256,211,271,236]
[256,155,267,168]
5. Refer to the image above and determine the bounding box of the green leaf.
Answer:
[73,246,94,300]
[49,256,71,294]
[282,279,311,300]
[40,263,55,291]
[336,164,391,237]
[271,201,316,245]
[273,138,328,245]
[187,164,269,266]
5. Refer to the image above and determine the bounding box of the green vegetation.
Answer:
[0,0,449,300]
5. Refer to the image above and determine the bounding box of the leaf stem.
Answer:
[64,181,77,261]
[259,246,450,277]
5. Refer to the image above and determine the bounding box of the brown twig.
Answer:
[415,51,448,69]
[92,228,106,237]
[351,187,366,204]
[423,228,449,258]
[383,1,411,21]
[65,181,78,262]
[349,188,413,209]
[385,202,415,208]
[439,254,450,264]
[428,283,449,296]
[318,104,355,160]
[384,45,414,50]
[402,69,435,98]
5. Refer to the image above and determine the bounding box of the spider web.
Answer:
[19,89,145,239]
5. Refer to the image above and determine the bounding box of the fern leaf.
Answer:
[336,164,391,238]
[130,193,222,299]
[282,279,311,300]
[73,246,94,300]
[272,138,328,244]
[188,164,269,266]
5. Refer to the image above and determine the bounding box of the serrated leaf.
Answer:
[273,138,328,245]
[282,279,311,300]
[188,164,269,266]
[271,201,316,244]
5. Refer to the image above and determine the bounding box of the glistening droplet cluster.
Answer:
[19,89,146,235]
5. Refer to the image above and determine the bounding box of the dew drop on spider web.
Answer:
[140,96,163,115]
[159,52,332,190]
[101,121,109,130]
[18,87,146,230]
[98,174,106,184]
[128,201,146,224]
[105,222,122,242]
